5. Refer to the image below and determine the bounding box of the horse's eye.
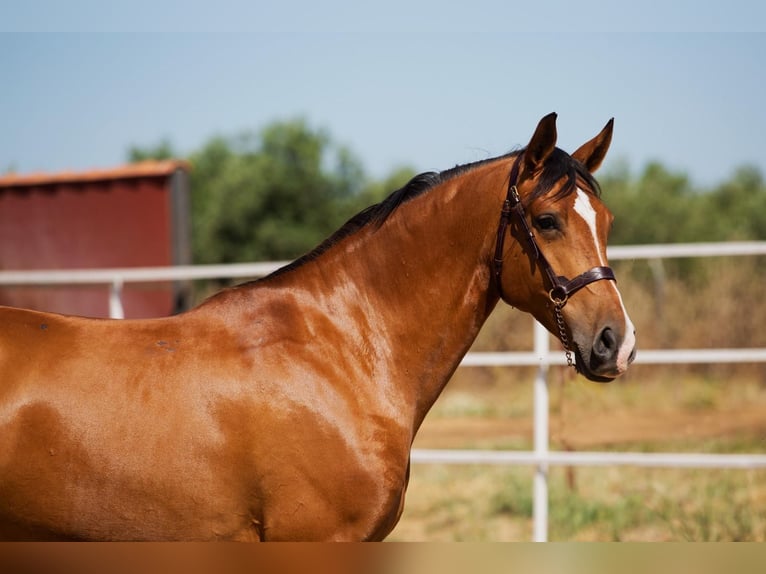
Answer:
[535,214,558,231]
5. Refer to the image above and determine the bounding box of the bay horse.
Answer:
[0,113,635,541]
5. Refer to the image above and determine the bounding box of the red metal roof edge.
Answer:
[0,160,191,188]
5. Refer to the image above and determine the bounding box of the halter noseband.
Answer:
[492,154,616,364]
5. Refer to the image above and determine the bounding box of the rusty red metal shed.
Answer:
[0,160,191,318]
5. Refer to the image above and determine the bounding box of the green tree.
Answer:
[189,120,368,263]
[130,119,415,265]
[127,139,176,162]
[603,161,699,245]
[602,161,766,246]
[705,166,766,241]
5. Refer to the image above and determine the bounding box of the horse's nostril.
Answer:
[594,327,617,360]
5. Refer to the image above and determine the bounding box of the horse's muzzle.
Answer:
[575,325,637,383]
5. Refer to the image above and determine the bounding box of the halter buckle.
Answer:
[508,185,521,206]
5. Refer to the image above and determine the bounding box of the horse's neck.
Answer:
[294,161,508,428]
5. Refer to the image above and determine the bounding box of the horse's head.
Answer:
[496,113,636,382]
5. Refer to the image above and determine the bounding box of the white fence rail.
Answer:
[1,241,766,541]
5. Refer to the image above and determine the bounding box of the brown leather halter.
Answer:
[492,154,616,365]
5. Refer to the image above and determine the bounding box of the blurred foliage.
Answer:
[602,160,766,245]
[128,139,176,163]
[130,119,415,264]
[129,120,766,266]
[600,160,766,288]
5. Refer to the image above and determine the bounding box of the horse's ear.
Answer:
[523,112,558,175]
[572,118,614,173]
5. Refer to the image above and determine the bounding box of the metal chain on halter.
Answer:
[551,293,575,369]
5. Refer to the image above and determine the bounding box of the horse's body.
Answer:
[0,114,635,540]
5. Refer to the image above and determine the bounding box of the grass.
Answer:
[388,453,766,541]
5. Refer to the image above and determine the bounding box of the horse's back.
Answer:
[0,304,265,540]
[0,305,213,401]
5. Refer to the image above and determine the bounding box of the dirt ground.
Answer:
[413,406,766,450]
[412,366,766,450]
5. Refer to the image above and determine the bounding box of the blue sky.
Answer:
[2,5,765,187]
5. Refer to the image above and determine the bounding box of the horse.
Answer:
[0,113,635,541]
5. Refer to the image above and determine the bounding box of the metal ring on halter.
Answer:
[548,287,568,308]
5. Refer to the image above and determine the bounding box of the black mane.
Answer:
[267,148,600,278]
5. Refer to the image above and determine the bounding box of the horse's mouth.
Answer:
[573,349,618,383]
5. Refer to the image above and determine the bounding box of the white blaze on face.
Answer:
[573,189,636,373]
[573,189,606,266]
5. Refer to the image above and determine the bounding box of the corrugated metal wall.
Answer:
[0,161,191,318]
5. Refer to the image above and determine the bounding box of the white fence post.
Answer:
[109,278,124,319]
[532,320,550,542]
